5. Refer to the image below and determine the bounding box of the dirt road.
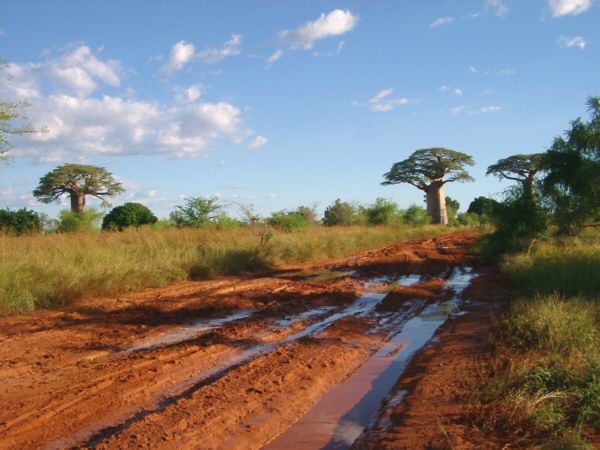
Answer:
[0,231,507,449]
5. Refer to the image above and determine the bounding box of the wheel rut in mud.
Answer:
[0,231,497,449]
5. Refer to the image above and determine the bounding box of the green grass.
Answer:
[0,224,452,314]
[475,230,600,446]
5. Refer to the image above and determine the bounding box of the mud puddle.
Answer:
[265,266,476,449]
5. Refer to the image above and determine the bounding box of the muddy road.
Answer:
[0,231,507,449]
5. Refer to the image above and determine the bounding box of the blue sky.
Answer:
[1,0,598,220]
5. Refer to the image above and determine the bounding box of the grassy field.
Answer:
[475,230,600,446]
[1,224,451,315]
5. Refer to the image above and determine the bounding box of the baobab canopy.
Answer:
[382,148,474,225]
[33,163,124,213]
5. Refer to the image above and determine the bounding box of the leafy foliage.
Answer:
[322,199,356,226]
[102,203,158,231]
[170,196,222,227]
[33,164,124,213]
[402,204,431,226]
[58,208,103,233]
[267,210,310,231]
[1,61,47,161]
[467,196,500,216]
[542,96,600,233]
[382,147,474,189]
[0,208,42,235]
[382,148,474,225]
[364,197,400,225]
[487,153,545,196]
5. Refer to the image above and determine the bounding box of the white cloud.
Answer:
[2,49,261,162]
[497,68,516,76]
[197,34,242,64]
[466,105,501,115]
[175,84,203,103]
[558,35,588,49]
[439,86,463,95]
[313,40,346,57]
[451,106,466,116]
[160,40,196,75]
[247,135,268,149]
[268,49,283,64]
[548,0,592,16]
[429,17,454,28]
[274,9,358,50]
[486,0,509,16]
[355,88,410,112]
[160,35,242,75]
[469,66,479,74]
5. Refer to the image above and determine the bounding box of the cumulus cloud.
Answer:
[429,17,454,28]
[247,135,268,149]
[274,9,358,50]
[1,46,263,162]
[548,0,592,16]
[469,66,479,74]
[468,0,509,18]
[160,35,242,74]
[160,40,196,75]
[558,35,588,49]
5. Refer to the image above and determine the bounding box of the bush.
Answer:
[0,208,42,235]
[170,196,222,228]
[102,202,158,231]
[323,199,356,226]
[58,208,103,233]
[365,197,400,225]
[267,210,310,231]
[402,204,431,226]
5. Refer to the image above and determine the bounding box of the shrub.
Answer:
[0,208,42,235]
[170,196,222,228]
[58,208,103,233]
[322,199,355,226]
[267,210,310,231]
[365,197,400,225]
[402,204,431,226]
[102,202,158,231]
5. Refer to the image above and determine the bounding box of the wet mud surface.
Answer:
[0,231,507,449]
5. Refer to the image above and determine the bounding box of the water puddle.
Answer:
[53,270,434,448]
[265,266,476,450]
[119,309,256,353]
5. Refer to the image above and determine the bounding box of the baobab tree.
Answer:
[486,153,545,198]
[382,148,474,225]
[33,163,124,213]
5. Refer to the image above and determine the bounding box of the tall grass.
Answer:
[475,230,600,446]
[1,224,448,314]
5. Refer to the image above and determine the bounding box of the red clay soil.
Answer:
[0,231,513,449]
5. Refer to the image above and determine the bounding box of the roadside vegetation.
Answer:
[0,223,456,315]
[472,97,600,446]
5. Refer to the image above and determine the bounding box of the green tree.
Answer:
[486,153,545,198]
[365,197,399,225]
[170,196,222,227]
[58,208,103,233]
[267,210,310,231]
[542,96,600,233]
[445,196,460,221]
[1,61,46,162]
[322,199,355,226]
[33,164,124,213]
[467,196,500,216]
[102,202,158,231]
[0,208,42,235]
[402,204,431,226]
[382,148,474,225]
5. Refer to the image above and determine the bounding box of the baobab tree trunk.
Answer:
[425,181,448,225]
[70,194,87,213]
